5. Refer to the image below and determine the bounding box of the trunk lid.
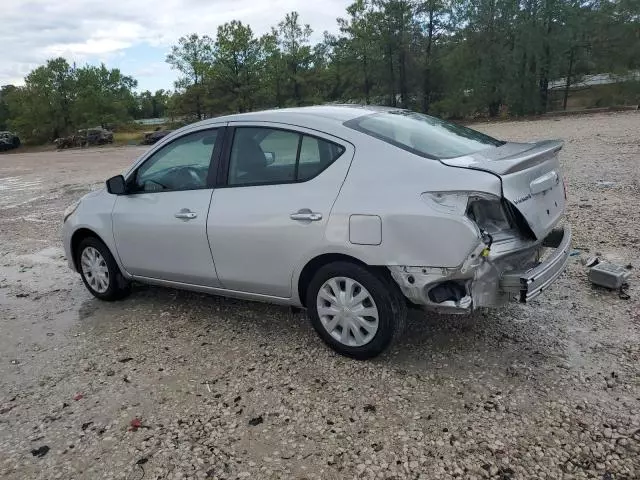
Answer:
[440,140,566,240]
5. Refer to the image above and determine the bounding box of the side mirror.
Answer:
[106,175,127,195]
[264,151,276,165]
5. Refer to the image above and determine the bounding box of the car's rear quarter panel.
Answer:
[324,136,503,268]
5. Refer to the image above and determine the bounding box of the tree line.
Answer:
[0,60,172,143]
[1,0,638,143]
[167,0,638,118]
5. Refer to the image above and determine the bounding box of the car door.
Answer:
[207,123,354,298]
[111,127,223,287]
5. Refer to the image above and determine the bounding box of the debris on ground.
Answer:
[72,393,83,401]
[588,262,631,290]
[248,416,263,426]
[583,255,601,267]
[0,404,16,414]
[129,418,142,431]
[30,446,50,458]
[596,180,616,187]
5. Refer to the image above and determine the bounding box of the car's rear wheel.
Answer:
[76,237,130,301]
[306,261,406,359]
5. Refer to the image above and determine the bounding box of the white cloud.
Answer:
[1,0,350,88]
[45,39,134,57]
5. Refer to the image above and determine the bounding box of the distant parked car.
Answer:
[141,128,173,145]
[62,105,571,359]
[0,131,20,151]
[80,127,114,146]
[55,128,114,149]
[55,135,80,149]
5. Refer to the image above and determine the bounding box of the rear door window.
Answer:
[227,127,345,186]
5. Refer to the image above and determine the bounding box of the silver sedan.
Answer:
[62,105,571,359]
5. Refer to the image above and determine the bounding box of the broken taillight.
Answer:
[465,196,511,234]
[421,191,512,235]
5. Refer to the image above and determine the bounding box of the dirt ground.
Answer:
[0,112,639,480]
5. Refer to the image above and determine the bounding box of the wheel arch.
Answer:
[70,228,108,271]
[296,252,392,307]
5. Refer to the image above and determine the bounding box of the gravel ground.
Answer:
[1,112,639,480]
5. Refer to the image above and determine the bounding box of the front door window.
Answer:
[135,129,218,192]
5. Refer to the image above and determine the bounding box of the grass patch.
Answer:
[114,131,144,145]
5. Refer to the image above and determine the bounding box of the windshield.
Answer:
[346,111,504,159]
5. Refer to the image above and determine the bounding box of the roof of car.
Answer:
[197,104,401,127]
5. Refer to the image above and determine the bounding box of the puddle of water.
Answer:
[0,244,94,381]
[0,285,96,388]
[1,247,70,294]
[16,246,66,264]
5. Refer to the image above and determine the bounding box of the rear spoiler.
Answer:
[440,140,564,175]
[489,140,564,175]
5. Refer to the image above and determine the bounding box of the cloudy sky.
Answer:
[2,0,351,92]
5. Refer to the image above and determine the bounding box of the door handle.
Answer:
[290,209,322,222]
[175,209,197,220]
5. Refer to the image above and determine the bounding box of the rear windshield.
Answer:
[345,111,504,159]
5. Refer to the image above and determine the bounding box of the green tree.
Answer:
[210,21,262,113]
[311,33,351,102]
[416,0,449,111]
[3,59,140,143]
[137,90,154,118]
[9,58,77,142]
[72,64,137,127]
[260,30,287,107]
[338,0,381,104]
[368,0,418,108]
[277,11,313,105]
[0,85,19,130]
[137,89,170,118]
[166,34,215,118]
[152,90,170,118]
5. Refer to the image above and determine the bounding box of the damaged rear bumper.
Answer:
[499,225,571,303]
[388,225,571,312]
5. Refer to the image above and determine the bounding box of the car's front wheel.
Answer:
[306,261,406,359]
[76,237,131,301]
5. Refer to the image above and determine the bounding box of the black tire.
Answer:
[76,237,131,301]
[306,261,407,360]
